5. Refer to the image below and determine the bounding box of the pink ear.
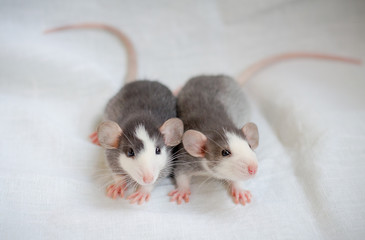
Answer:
[97,121,122,149]
[241,122,259,150]
[159,118,184,146]
[182,130,207,158]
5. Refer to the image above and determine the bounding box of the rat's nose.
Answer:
[248,165,257,175]
[143,174,154,184]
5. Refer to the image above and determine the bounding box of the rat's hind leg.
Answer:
[89,131,100,146]
[169,174,192,204]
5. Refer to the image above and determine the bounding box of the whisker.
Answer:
[213,129,228,145]
[196,176,215,191]
[122,132,133,146]
[205,135,226,150]
[170,147,186,155]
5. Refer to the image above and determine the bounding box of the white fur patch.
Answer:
[212,131,258,181]
[119,125,168,186]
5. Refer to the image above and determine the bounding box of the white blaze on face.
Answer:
[213,131,258,181]
[119,125,168,186]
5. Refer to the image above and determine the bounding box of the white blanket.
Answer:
[1,0,365,239]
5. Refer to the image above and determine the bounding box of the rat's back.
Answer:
[177,75,249,129]
[105,80,177,125]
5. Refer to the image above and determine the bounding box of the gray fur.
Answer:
[105,80,176,125]
[217,76,250,128]
[104,80,177,183]
[174,75,250,176]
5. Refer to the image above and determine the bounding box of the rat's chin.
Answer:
[228,173,252,182]
[138,181,155,186]
[211,171,243,182]
[134,177,156,186]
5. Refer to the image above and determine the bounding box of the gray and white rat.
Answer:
[45,23,184,204]
[170,75,258,205]
[99,80,183,204]
[170,53,361,205]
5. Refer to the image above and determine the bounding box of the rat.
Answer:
[45,23,184,204]
[170,53,361,205]
[98,80,183,204]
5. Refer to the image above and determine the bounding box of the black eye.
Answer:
[127,148,135,157]
[155,147,161,155]
[221,149,231,157]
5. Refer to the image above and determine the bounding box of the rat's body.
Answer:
[45,23,183,204]
[100,80,183,204]
[169,75,259,205]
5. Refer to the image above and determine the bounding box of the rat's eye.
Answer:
[155,147,161,155]
[127,148,135,157]
[221,149,231,157]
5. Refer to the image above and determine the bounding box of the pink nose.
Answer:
[143,175,154,184]
[248,165,257,175]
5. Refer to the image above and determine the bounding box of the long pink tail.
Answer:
[237,52,362,86]
[44,23,137,84]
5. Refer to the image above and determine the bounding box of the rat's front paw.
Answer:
[230,187,252,205]
[106,183,127,199]
[127,188,151,205]
[168,189,191,204]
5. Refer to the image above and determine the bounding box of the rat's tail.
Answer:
[44,23,137,84]
[237,52,362,86]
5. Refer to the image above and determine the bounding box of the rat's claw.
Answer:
[89,131,101,146]
[169,189,191,204]
[127,190,150,205]
[106,183,127,199]
[168,190,178,196]
[231,187,251,206]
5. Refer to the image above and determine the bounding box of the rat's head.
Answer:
[97,118,183,186]
[183,122,259,181]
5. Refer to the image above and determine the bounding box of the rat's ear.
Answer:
[97,121,122,149]
[182,130,207,158]
[241,122,259,150]
[159,118,184,146]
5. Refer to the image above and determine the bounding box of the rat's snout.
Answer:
[142,174,154,184]
[248,165,258,175]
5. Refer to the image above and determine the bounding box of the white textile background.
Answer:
[1,0,365,239]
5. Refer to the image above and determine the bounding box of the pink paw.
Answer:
[106,183,127,199]
[231,187,252,205]
[89,131,100,146]
[168,189,191,204]
[127,190,151,205]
